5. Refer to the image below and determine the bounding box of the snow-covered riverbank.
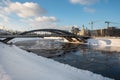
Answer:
[87,37,120,47]
[0,42,113,80]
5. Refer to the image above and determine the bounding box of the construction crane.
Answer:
[89,21,93,30]
[89,20,101,30]
[105,21,120,28]
[89,20,101,36]
[105,21,110,28]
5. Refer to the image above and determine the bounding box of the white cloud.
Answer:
[70,0,99,5]
[0,13,9,22]
[20,16,58,29]
[35,16,57,22]
[0,0,58,30]
[83,7,96,13]
[4,2,46,18]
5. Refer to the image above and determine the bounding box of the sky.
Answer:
[0,0,120,31]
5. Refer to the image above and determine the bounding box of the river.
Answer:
[15,39,120,80]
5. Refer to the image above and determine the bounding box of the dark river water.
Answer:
[15,40,120,80]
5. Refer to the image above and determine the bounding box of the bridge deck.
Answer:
[0,34,90,38]
[0,29,91,43]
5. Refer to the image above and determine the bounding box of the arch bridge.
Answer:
[0,29,90,43]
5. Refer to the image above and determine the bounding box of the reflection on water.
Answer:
[15,40,120,80]
[15,40,80,57]
[93,45,120,52]
[53,44,120,80]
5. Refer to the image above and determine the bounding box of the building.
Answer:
[92,27,120,37]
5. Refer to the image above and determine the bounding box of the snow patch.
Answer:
[87,38,120,47]
[0,65,11,80]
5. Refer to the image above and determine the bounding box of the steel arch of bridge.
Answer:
[2,29,88,43]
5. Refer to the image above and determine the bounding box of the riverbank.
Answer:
[87,37,120,47]
[0,42,113,80]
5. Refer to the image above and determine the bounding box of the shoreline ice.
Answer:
[87,37,120,47]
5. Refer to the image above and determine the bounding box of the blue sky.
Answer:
[0,0,120,31]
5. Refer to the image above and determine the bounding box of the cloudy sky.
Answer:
[0,0,120,31]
